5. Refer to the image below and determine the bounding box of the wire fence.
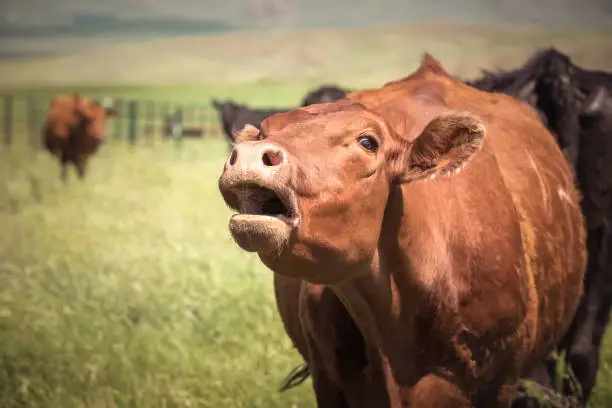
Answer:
[0,94,224,149]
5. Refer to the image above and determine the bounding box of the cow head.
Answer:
[211,98,224,112]
[506,49,583,167]
[300,85,349,107]
[581,87,612,119]
[211,99,247,140]
[469,49,586,167]
[218,92,485,283]
[211,99,242,118]
[73,95,117,140]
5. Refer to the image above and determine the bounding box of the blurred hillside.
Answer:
[1,1,611,88]
[0,23,611,88]
[1,0,611,32]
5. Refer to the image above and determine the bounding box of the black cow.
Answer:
[469,48,612,407]
[211,84,349,147]
[210,100,285,146]
[300,84,350,107]
[467,48,612,168]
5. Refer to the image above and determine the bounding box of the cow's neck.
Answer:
[328,186,433,386]
[329,254,427,386]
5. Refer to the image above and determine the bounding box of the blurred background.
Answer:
[0,1,611,407]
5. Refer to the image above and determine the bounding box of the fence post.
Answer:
[127,100,138,145]
[114,99,124,140]
[188,106,195,125]
[197,106,206,138]
[160,102,170,139]
[145,101,155,144]
[199,105,206,127]
[26,96,39,149]
[173,107,184,145]
[3,94,13,147]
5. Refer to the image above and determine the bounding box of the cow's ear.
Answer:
[515,79,537,101]
[397,111,485,183]
[581,87,609,117]
[232,123,260,143]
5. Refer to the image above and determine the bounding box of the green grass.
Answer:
[0,135,315,408]
[1,86,611,408]
[1,23,612,407]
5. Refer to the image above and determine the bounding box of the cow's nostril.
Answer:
[229,149,238,166]
[262,149,284,167]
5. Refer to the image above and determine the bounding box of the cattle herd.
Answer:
[42,47,611,407]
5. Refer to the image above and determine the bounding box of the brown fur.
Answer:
[219,53,587,407]
[232,123,262,143]
[42,93,116,181]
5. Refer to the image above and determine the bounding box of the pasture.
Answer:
[0,134,316,408]
[1,22,612,408]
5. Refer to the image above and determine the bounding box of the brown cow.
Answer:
[43,93,116,182]
[218,54,587,407]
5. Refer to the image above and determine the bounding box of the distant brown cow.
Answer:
[43,93,117,181]
[218,54,587,407]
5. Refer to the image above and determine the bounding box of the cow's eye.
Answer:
[357,135,378,153]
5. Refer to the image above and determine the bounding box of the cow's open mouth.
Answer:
[235,185,294,219]
[228,183,299,226]
[225,183,298,254]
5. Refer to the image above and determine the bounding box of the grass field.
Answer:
[0,136,317,408]
[1,23,612,408]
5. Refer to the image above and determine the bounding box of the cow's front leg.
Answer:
[60,153,70,183]
[311,369,350,408]
[73,156,88,180]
